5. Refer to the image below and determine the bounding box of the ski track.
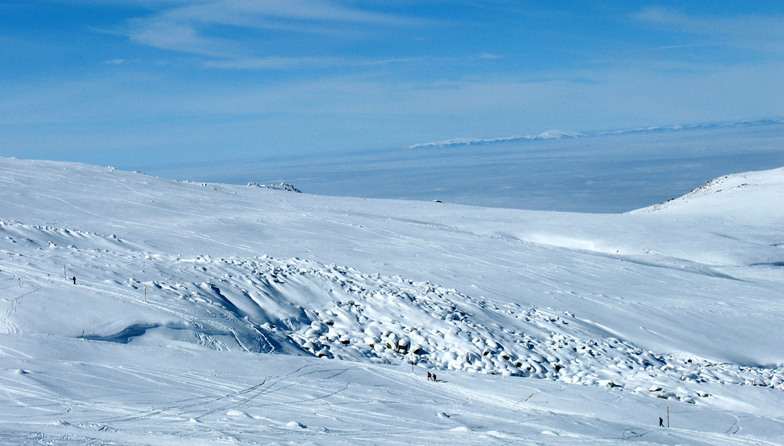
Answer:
[0,270,41,335]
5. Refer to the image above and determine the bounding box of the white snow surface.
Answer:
[0,157,783,444]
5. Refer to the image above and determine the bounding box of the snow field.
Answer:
[1,220,781,408]
[1,334,782,445]
[0,157,783,444]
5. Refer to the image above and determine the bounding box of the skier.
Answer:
[72,276,76,285]
[659,417,664,427]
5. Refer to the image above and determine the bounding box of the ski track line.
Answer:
[113,365,239,397]
[663,426,780,446]
[72,279,251,351]
[87,363,319,425]
[0,342,33,360]
[427,371,644,434]
[0,385,72,417]
[358,364,459,404]
[187,363,323,421]
[172,364,349,424]
[38,195,106,220]
[725,414,741,435]
[0,273,41,335]
[0,257,263,356]
[0,374,75,418]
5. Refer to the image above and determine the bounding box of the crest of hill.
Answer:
[631,166,784,222]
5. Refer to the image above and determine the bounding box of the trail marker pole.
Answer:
[667,406,670,428]
[48,274,51,283]
[144,285,147,302]
[64,264,67,280]
[18,278,21,288]
[524,393,535,402]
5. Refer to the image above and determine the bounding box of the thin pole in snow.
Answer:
[64,264,67,280]
[667,406,670,428]
[524,393,535,402]
[18,278,21,288]
[144,284,147,302]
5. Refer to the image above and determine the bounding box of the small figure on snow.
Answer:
[427,372,432,381]
[72,276,76,285]
[659,417,664,427]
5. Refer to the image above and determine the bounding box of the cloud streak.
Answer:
[635,7,784,54]
[121,0,416,67]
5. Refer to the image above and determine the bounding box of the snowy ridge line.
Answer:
[3,217,781,404]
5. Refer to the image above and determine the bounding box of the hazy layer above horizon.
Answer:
[147,122,784,213]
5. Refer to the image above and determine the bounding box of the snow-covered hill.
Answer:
[0,157,782,444]
[634,166,784,221]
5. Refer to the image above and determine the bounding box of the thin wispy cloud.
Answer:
[635,7,784,54]
[203,55,421,70]
[162,0,408,26]
[121,0,417,67]
[203,56,350,70]
[128,16,240,57]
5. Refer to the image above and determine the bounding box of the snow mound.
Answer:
[632,166,784,220]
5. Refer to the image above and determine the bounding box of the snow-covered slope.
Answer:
[0,157,782,444]
[634,166,784,221]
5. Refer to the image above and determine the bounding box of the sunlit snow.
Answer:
[0,156,782,444]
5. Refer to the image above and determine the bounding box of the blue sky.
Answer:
[1,1,783,169]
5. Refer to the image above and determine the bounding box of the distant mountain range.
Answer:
[407,118,784,150]
[407,130,582,149]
